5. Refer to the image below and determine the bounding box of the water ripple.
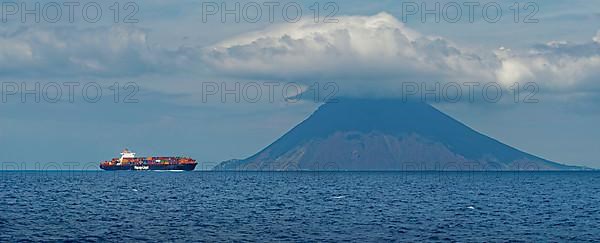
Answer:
[1,171,599,241]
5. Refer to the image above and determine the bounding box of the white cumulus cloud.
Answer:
[495,40,600,93]
[204,12,600,100]
[203,12,498,96]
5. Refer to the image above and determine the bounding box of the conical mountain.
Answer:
[214,98,578,171]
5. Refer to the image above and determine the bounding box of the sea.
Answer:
[1,171,599,242]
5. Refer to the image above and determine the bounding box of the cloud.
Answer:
[204,12,600,101]
[0,25,200,78]
[203,12,498,96]
[495,39,600,94]
[4,12,599,101]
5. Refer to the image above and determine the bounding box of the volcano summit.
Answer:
[215,99,578,171]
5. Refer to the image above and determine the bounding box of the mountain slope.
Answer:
[214,99,578,171]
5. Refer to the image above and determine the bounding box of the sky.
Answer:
[1,0,600,169]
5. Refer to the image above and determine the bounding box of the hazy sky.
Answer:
[1,0,600,169]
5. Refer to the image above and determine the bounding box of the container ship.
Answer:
[100,149,197,171]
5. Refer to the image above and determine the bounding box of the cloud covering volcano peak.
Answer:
[204,13,497,91]
[204,12,600,99]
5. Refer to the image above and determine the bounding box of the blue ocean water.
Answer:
[1,171,599,242]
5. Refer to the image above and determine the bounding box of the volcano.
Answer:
[214,99,578,171]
